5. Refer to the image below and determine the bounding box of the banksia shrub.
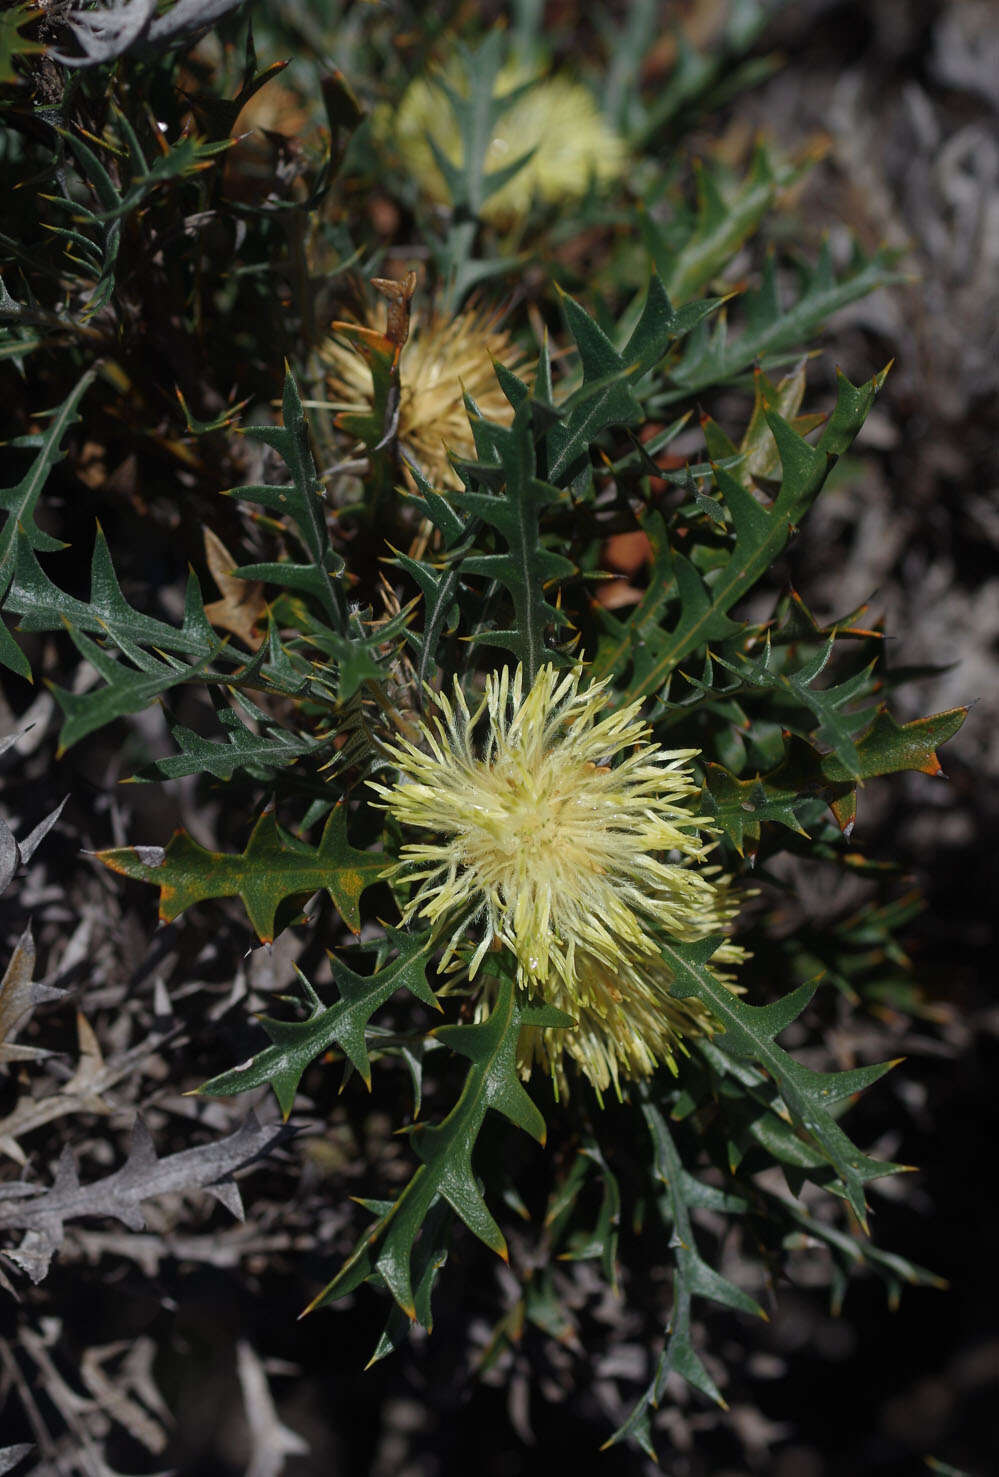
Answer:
[0,1,971,1469]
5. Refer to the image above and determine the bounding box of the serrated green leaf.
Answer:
[710,635,878,780]
[83,129,232,226]
[96,804,385,942]
[701,737,850,853]
[596,366,888,701]
[10,527,220,656]
[662,936,902,1224]
[393,549,462,690]
[591,505,680,677]
[368,1197,452,1360]
[7,520,366,754]
[198,927,437,1113]
[305,972,546,1319]
[427,33,519,217]
[701,695,967,849]
[288,598,413,702]
[546,279,720,487]
[662,242,902,403]
[775,1193,945,1312]
[454,399,573,679]
[49,625,225,752]
[607,1098,764,1457]
[143,716,320,781]
[821,704,967,784]
[231,369,346,630]
[556,1140,621,1290]
[644,143,813,306]
[405,460,468,547]
[0,367,97,677]
[622,3,775,145]
[1,3,45,86]
[54,131,124,312]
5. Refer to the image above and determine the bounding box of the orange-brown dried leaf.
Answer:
[203,527,266,649]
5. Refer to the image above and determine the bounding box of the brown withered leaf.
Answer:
[594,578,647,611]
[371,269,418,347]
[0,1010,175,1166]
[595,529,652,609]
[602,529,652,577]
[203,527,266,649]
[0,927,65,1070]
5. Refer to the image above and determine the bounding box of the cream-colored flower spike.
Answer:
[323,301,527,490]
[391,63,627,225]
[371,664,746,1097]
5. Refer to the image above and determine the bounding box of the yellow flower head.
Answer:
[323,300,528,490]
[390,62,627,224]
[371,664,746,1096]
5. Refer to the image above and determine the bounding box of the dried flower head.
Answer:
[323,300,528,489]
[372,664,746,1096]
[389,62,627,224]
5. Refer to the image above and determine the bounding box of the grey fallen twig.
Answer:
[0,1112,287,1282]
[0,1447,33,1477]
[50,0,248,67]
[237,1342,310,1477]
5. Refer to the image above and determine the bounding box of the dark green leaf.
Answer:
[662,937,902,1225]
[0,367,97,677]
[546,281,720,486]
[454,400,574,679]
[596,366,889,701]
[662,243,902,403]
[232,369,346,629]
[305,972,549,1319]
[198,927,438,1113]
[608,1099,764,1457]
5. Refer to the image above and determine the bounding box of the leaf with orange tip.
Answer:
[776,586,883,644]
[703,699,965,851]
[175,387,250,435]
[829,787,858,835]
[820,705,967,784]
[96,804,385,942]
[328,320,401,448]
